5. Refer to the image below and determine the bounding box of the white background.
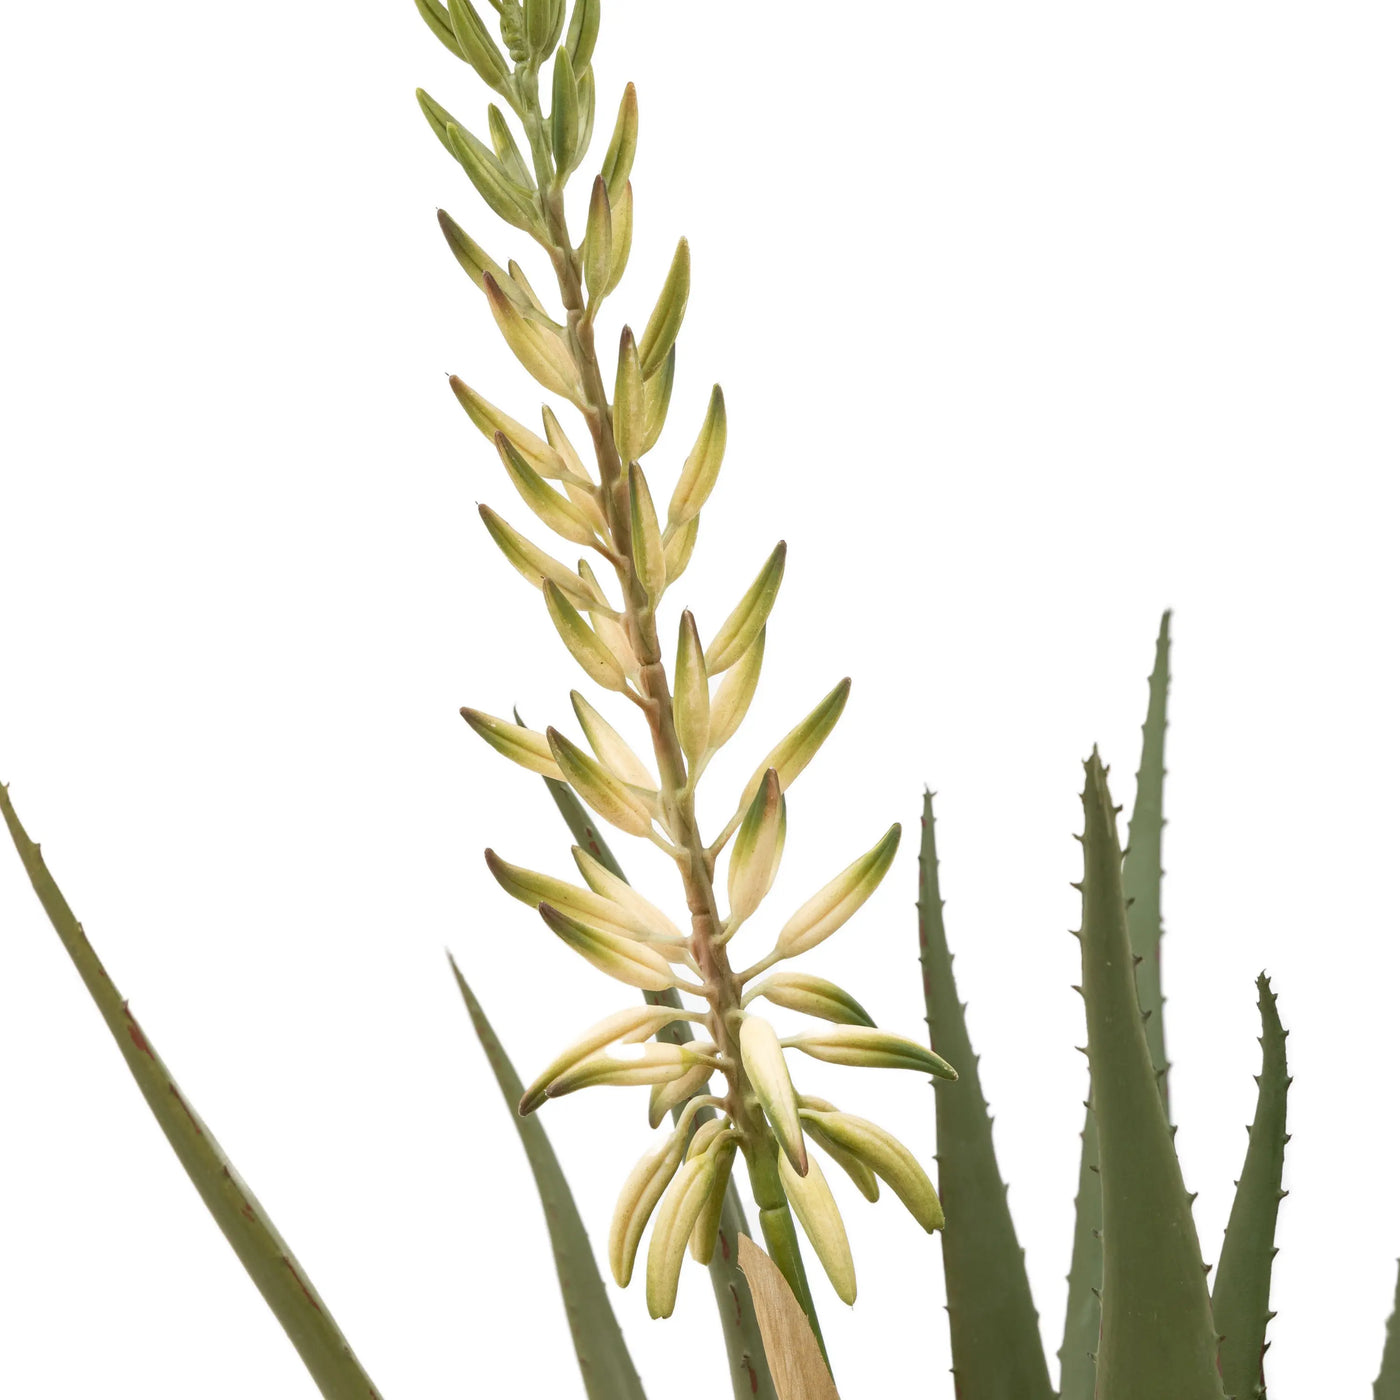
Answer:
[2,1,1397,1395]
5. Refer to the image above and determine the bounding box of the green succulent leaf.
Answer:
[1076,752,1224,1400]
[0,785,384,1400]
[1212,975,1291,1400]
[917,791,1054,1399]
[1376,1263,1400,1400]
[448,957,648,1400]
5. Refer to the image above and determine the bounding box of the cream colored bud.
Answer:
[543,1042,695,1100]
[477,505,605,606]
[488,109,533,189]
[646,1151,715,1318]
[742,972,875,1028]
[779,1148,856,1305]
[436,209,520,304]
[494,433,598,549]
[738,677,851,811]
[540,406,590,481]
[673,611,710,768]
[663,511,699,588]
[537,903,676,991]
[628,463,667,602]
[583,176,612,302]
[450,378,565,478]
[739,1015,806,1175]
[445,126,543,236]
[786,1026,957,1081]
[776,823,901,960]
[571,846,687,944]
[800,1116,881,1203]
[667,384,726,530]
[799,1108,943,1232]
[570,692,656,791]
[445,0,511,89]
[648,1061,713,1129]
[708,625,763,752]
[482,271,583,402]
[610,1123,687,1287]
[600,83,638,207]
[728,769,786,925]
[612,326,644,464]
[460,708,564,781]
[543,581,630,693]
[548,728,655,837]
[518,1005,703,1114]
[705,543,786,674]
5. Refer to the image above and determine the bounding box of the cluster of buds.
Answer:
[419,0,956,1323]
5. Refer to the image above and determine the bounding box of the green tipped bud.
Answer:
[647,1152,717,1318]
[786,1026,958,1081]
[673,611,710,768]
[576,561,642,682]
[610,1121,688,1286]
[461,708,564,780]
[663,510,699,588]
[728,769,786,924]
[601,83,638,206]
[477,504,603,605]
[415,0,466,59]
[604,180,633,295]
[779,1149,856,1305]
[436,210,519,301]
[485,848,677,945]
[798,1109,881,1203]
[742,972,875,1028]
[519,1005,703,1114]
[800,1108,943,1232]
[708,625,764,752]
[648,1061,713,1128]
[582,177,612,302]
[538,902,677,990]
[668,385,726,530]
[640,344,675,455]
[689,1134,738,1264]
[575,63,596,164]
[570,691,656,791]
[776,823,901,960]
[487,106,534,188]
[638,238,690,379]
[544,1042,697,1099]
[547,728,655,837]
[482,273,583,402]
[564,0,600,70]
[705,542,785,674]
[739,1014,806,1175]
[446,0,511,89]
[541,406,590,481]
[495,433,598,548]
[544,581,630,692]
[550,45,579,172]
[416,88,468,158]
[571,845,687,944]
[444,123,543,236]
[612,326,644,464]
[628,463,666,602]
[738,677,851,811]
[451,378,565,478]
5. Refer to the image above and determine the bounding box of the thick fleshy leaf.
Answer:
[1376,1264,1400,1400]
[449,959,647,1400]
[1077,752,1223,1400]
[0,785,384,1400]
[917,792,1053,1395]
[1212,975,1291,1400]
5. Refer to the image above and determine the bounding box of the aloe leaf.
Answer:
[916,792,1054,1399]
[1124,609,1173,1109]
[0,784,383,1400]
[448,955,648,1400]
[1077,753,1224,1400]
[541,772,779,1400]
[1212,975,1291,1400]
[1061,612,1172,1397]
[1376,1262,1400,1400]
